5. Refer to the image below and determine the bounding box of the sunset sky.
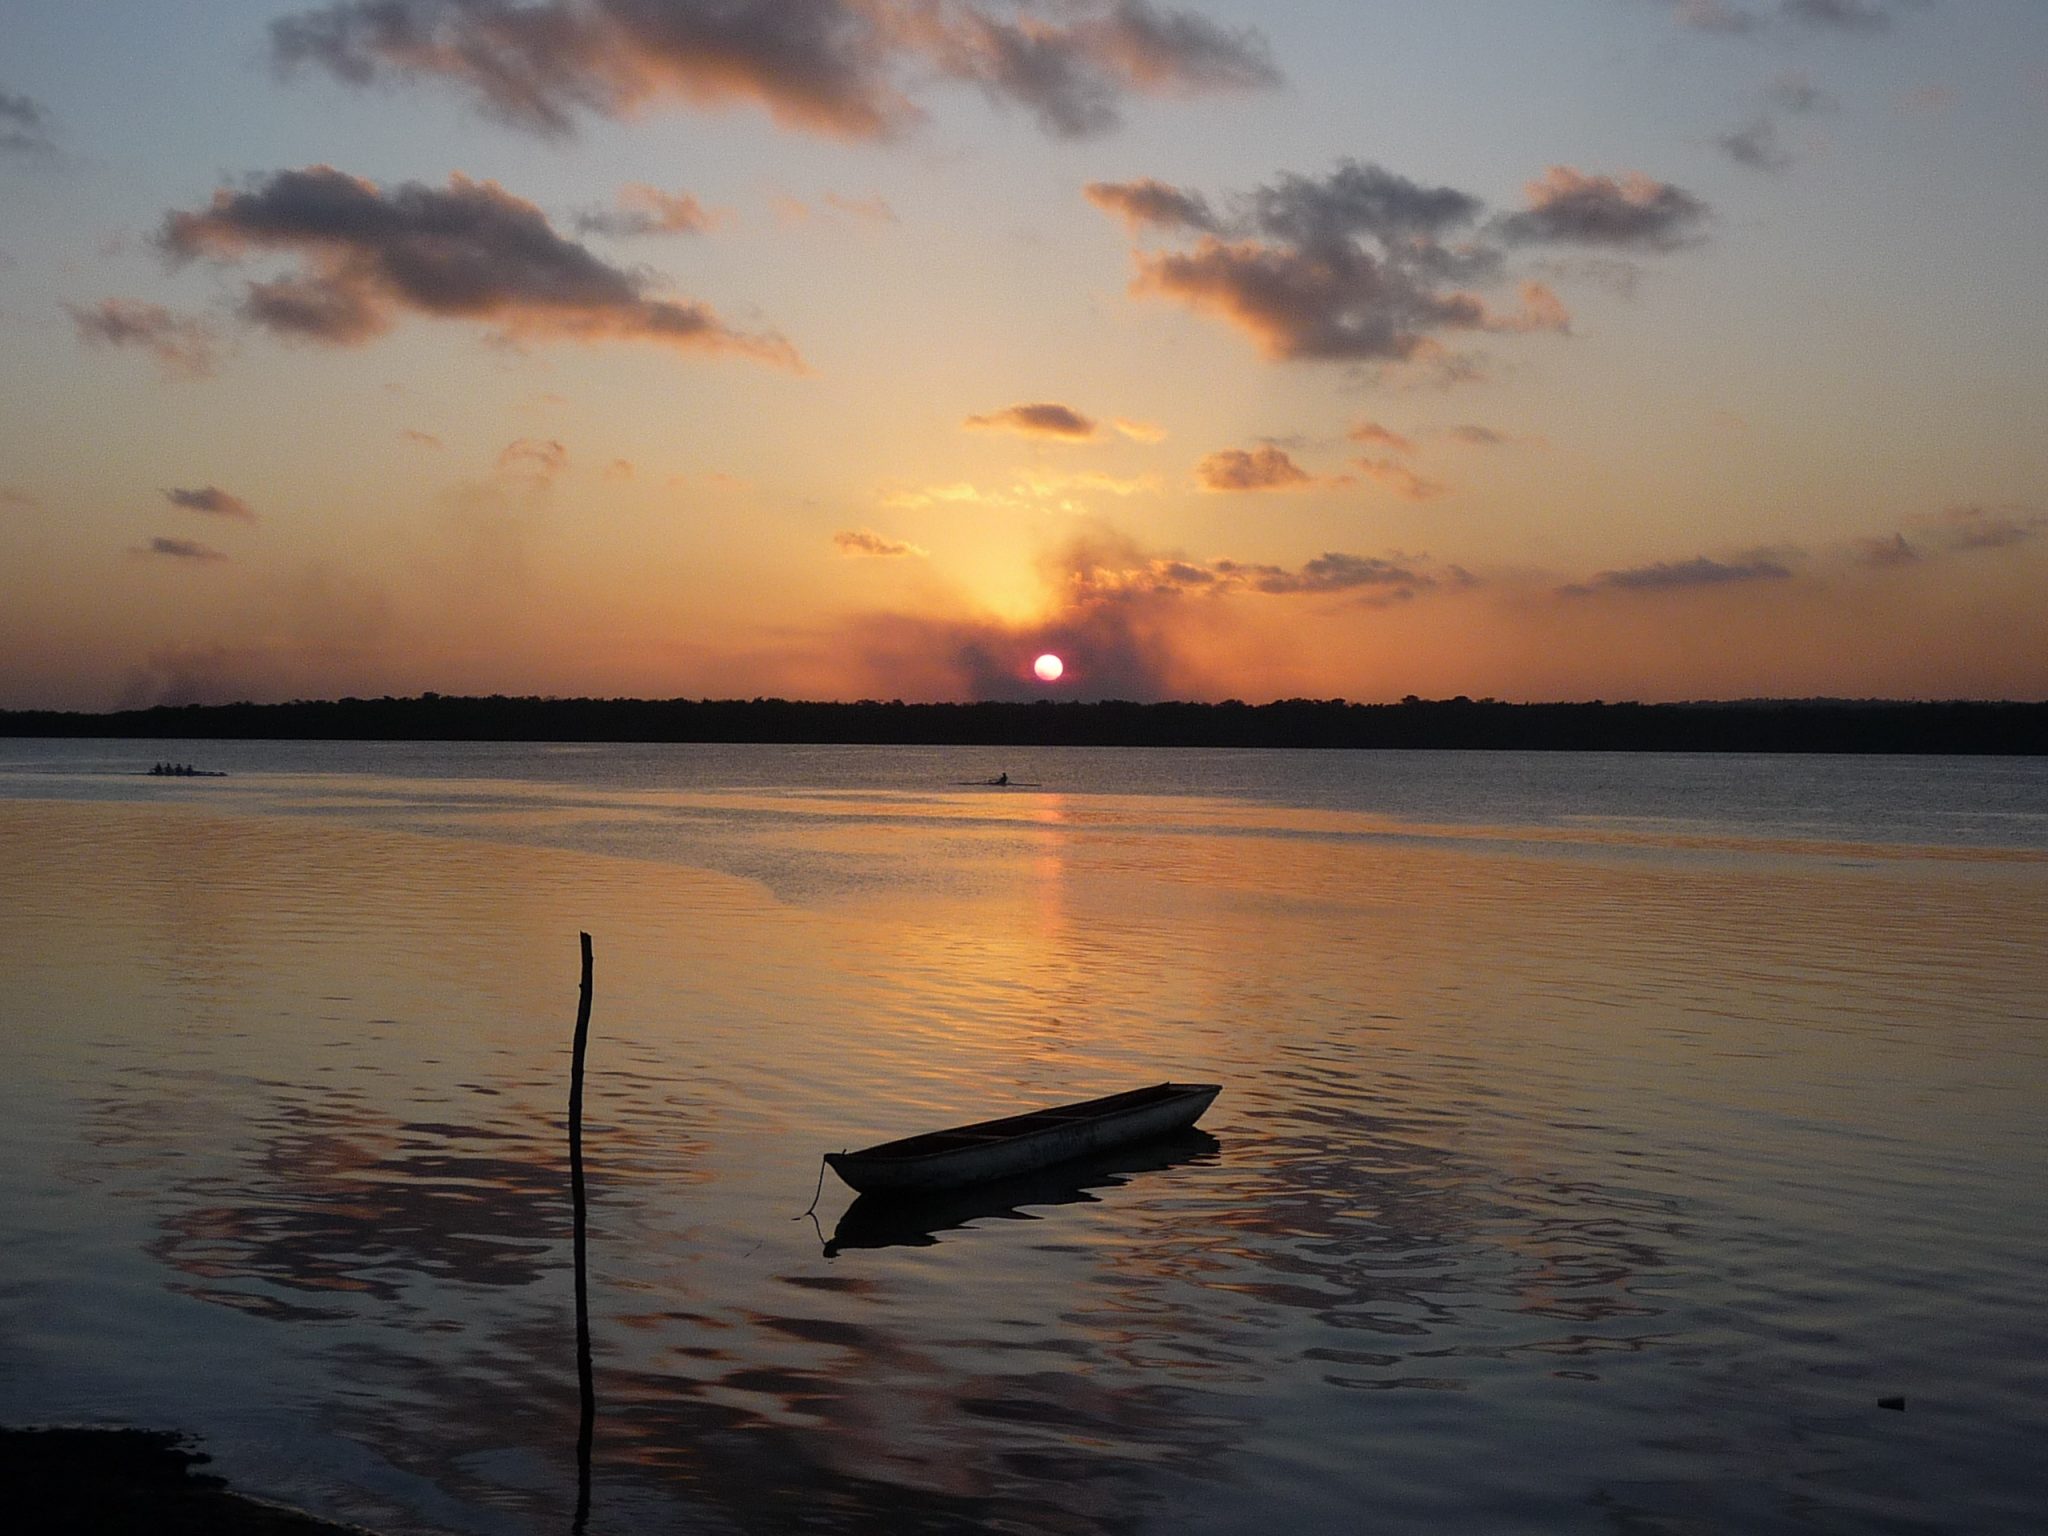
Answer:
[3,0,2044,709]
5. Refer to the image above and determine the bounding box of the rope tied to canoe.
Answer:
[795,1151,843,1221]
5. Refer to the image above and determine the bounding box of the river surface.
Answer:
[1,740,2044,1533]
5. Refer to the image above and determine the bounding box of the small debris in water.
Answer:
[1877,1396,1906,1411]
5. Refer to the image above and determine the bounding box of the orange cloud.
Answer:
[964,402,1098,440]
[64,298,222,378]
[498,438,567,482]
[1355,458,1447,502]
[1084,177,1219,233]
[1349,421,1414,454]
[1196,445,1315,492]
[835,528,926,558]
[576,182,725,238]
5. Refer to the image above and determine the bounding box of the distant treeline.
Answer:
[4,694,2046,753]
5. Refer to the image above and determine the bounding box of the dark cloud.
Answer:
[834,528,925,558]
[159,165,799,366]
[164,485,256,520]
[1922,505,2044,552]
[1213,551,1437,596]
[1498,168,1709,251]
[1781,0,1900,30]
[1718,116,1793,171]
[1668,0,1761,31]
[1562,553,1795,595]
[574,182,721,238]
[271,0,1277,141]
[964,402,1099,440]
[1766,72,1836,113]
[1717,72,1835,171]
[1853,532,1919,567]
[64,298,222,378]
[839,530,1459,700]
[1443,424,1509,446]
[0,87,55,155]
[135,536,229,562]
[1247,161,1487,254]
[1195,445,1313,491]
[1101,157,1697,365]
[1084,177,1220,233]
[1647,0,1923,32]
[1132,232,1491,363]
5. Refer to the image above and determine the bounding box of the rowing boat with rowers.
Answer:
[824,1082,1221,1196]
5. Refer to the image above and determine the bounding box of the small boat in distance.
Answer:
[825,1082,1221,1196]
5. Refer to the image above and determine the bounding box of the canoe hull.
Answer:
[825,1082,1220,1196]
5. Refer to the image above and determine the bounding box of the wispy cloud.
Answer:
[271,0,1279,141]
[1717,71,1836,172]
[1918,504,2044,552]
[823,190,897,224]
[1349,421,1415,455]
[1852,532,1919,567]
[0,87,55,156]
[134,536,229,562]
[64,298,222,378]
[964,402,1099,440]
[1084,177,1221,233]
[1646,0,1924,34]
[163,485,256,520]
[574,182,724,238]
[159,166,800,367]
[498,437,568,482]
[1561,552,1795,596]
[835,528,926,558]
[1354,458,1446,502]
[401,428,444,449]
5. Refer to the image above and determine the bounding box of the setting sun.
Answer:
[1033,653,1065,683]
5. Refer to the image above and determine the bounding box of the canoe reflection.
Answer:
[824,1128,1220,1256]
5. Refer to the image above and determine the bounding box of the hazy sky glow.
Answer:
[3,0,2044,708]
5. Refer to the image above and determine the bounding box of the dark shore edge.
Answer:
[4,695,2047,753]
[0,1427,380,1535]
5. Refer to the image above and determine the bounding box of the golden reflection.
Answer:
[6,782,2048,1533]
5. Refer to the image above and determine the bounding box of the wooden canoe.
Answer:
[825,1129,1220,1256]
[825,1082,1221,1196]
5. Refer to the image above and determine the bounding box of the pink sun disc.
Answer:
[1033,653,1064,682]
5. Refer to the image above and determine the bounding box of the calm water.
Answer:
[1,740,2044,1534]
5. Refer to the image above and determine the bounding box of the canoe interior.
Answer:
[840,1082,1219,1164]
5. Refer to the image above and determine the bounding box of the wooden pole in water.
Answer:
[570,932,595,1534]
